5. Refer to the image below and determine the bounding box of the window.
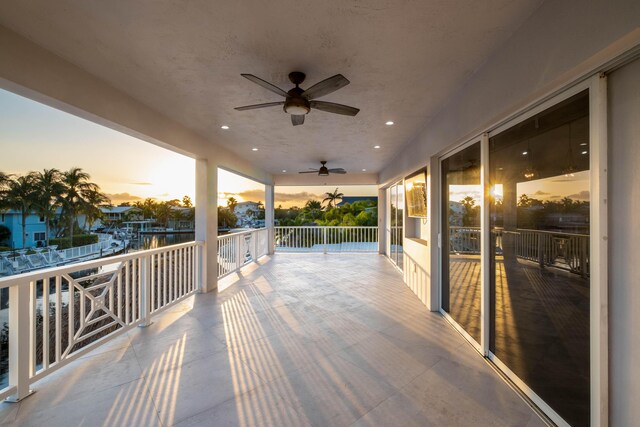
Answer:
[39,216,45,223]
[33,232,46,241]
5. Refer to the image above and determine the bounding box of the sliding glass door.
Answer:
[440,142,482,345]
[488,90,590,426]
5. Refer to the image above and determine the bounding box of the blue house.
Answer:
[0,210,49,249]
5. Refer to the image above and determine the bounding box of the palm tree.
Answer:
[82,189,111,232]
[227,197,238,212]
[2,174,37,249]
[60,167,101,242]
[322,188,344,209]
[32,169,64,246]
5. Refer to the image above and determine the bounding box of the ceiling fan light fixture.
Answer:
[283,97,310,115]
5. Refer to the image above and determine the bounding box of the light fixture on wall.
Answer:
[522,140,536,180]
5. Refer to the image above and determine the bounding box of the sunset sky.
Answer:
[0,88,376,208]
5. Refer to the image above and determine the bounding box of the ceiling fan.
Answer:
[299,161,346,176]
[235,71,360,126]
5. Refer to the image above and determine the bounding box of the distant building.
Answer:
[0,210,48,249]
[233,201,263,227]
[337,196,378,207]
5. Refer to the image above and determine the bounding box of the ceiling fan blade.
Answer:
[241,74,288,97]
[310,101,360,116]
[234,101,284,111]
[298,170,319,174]
[291,114,305,126]
[302,74,350,100]
[328,169,347,174]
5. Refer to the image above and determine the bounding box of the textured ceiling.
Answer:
[0,0,542,177]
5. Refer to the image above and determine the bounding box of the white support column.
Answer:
[377,187,386,255]
[265,184,275,255]
[7,284,34,402]
[428,155,440,312]
[196,158,217,293]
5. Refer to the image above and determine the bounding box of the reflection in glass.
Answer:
[441,142,482,343]
[489,91,590,426]
[389,182,404,270]
[396,185,404,268]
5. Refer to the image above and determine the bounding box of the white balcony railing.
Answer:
[217,228,270,278]
[449,226,589,277]
[0,240,203,402]
[274,226,378,253]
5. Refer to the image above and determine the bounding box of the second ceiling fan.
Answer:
[235,72,360,126]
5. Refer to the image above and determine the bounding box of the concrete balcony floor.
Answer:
[0,254,545,426]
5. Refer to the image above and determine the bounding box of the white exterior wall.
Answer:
[608,57,640,427]
[376,0,640,423]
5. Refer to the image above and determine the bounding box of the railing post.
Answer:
[236,234,243,270]
[537,233,545,268]
[323,227,328,254]
[252,230,258,262]
[196,243,203,293]
[7,283,34,402]
[139,254,152,327]
[580,237,588,279]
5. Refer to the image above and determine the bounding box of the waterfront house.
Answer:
[0,210,47,249]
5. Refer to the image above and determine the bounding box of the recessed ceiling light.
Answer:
[252,148,258,151]
[522,151,528,155]
[580,142,588,146]
[385,121,394,126]
[221,125,229,130]
[582,151,588,155]
[374,145,381,149]
[282,169,287,173]
[362,169,367,172]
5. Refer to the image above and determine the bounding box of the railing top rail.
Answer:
[448,226,589,238]
[0,240,204,288]
[218,228,266,239]
[274,226,378,229]
[507,227,589,238]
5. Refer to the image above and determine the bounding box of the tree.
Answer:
[1,174,37,248]
[60,167,105,241]
[227,197,238,212]
[32,169,64,246]
[134,198,157,219]
[154,202,173,227]
[302,200,323,221]
[218,207,237,228]
[182,195,193,208]
[82,189,111,231]
[322,188,344,209]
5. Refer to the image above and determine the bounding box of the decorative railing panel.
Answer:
[0,241,202,402]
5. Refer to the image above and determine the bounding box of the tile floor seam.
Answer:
[130,336,166,427]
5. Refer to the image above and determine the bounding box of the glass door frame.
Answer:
[437,75,608,426]
[438,136,488,354]
[386,180,404,270]
[484,75,608,427]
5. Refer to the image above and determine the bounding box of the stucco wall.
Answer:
[608,57,640,427]
[380,0,640,185]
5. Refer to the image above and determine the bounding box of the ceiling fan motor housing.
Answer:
[284,87,310,115]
